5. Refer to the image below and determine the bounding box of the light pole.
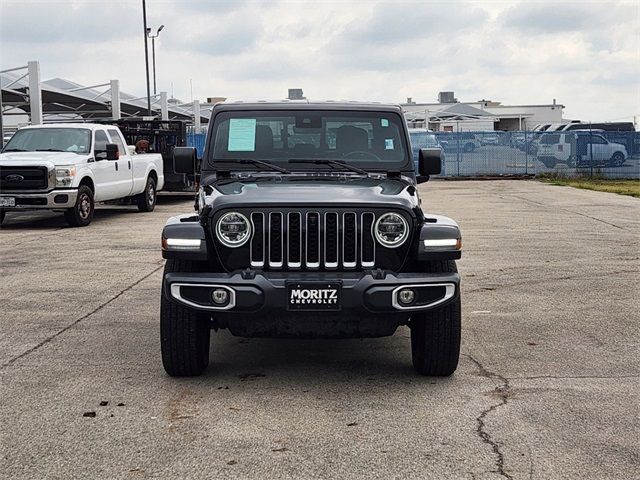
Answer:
[147,25,164,95]
[142,0,152,115]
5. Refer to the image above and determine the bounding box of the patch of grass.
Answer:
[538,174,640,198]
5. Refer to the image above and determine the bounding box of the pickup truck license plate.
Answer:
[0,197,16,207]
[287,282,341,311]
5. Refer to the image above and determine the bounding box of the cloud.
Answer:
[0,0,638,122]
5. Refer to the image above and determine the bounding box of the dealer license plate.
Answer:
[287,282,341,311]
[0,197,16,207]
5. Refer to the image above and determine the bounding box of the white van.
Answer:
[537,131,628,168]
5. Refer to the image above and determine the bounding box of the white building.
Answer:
[402,93,565,131]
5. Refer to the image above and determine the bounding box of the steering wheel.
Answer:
[343,150,381,160]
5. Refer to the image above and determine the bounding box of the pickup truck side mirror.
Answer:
[106,143,119,161]
[174,147,197,175]
[418,148,442,176]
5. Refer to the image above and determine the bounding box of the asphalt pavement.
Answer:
[1,181,638,479]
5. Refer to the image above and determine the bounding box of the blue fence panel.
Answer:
[186,132,206,157]
[409,130,639,179]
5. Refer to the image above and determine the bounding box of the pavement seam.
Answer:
[464,268,639,293]
[0,264,163,370]
[465,353,514,480]
[508,374,639,380]
[502,193,630,231]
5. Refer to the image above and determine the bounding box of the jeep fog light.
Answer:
[216,212,251,247]
[374,213,408,248]
[398,288,415,305]
[211,288,230,305]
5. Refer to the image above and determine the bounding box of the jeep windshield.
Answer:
[2,128,91,154]
[208,110,410,172]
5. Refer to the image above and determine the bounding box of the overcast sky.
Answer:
[1,0,638,122]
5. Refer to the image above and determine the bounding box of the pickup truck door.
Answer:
[587,135,609,163]
[91,129,119,202]
[106,128,134,198]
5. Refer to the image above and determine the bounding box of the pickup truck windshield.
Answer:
[2,128,91,154]
[209,110,409,171]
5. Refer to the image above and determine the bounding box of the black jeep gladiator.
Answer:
[160,102,462,377]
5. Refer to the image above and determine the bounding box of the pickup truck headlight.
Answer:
[216,212,251,247]
[374,213,408,248]
[55,166,76,188]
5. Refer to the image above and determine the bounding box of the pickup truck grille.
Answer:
[0,166,48,191]
[249,210,377,270]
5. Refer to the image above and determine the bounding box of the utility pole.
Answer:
[142,0,152,116]
[147,25,164,95]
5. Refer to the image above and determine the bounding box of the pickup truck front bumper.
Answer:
[0,189,77,210]
[164,270,459,314]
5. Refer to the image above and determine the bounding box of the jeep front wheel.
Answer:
[410,260,461,376]
[161,258,211,376]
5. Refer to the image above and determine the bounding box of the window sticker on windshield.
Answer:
[228,119,257,151]
[385,138,394,150]
[381,119,389,127]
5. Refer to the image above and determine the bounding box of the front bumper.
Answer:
[164,270,459,314]
[0,189,78,210]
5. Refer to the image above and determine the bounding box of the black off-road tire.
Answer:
[64,185,94,227]
[410,260,461,376]
[0,210,5,225]
[136,176,157,212]
[161,258,211,377]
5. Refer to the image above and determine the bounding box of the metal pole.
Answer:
[142,0,152,116]
[27,61,43,125]
[110,79,121,120]
[152,37,157,95]
[0,82,4,144]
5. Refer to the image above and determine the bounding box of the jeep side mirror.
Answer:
[418,148,441,176]
[106,143,119,161]
[174,147,197,175]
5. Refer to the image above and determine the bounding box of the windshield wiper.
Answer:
[2,148,26,152]
[36,148,66,152]
[288,158,368,175]
[219,158,290,174]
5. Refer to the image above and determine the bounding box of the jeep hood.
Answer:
[204,176,419,210]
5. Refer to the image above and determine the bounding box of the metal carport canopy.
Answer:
[2,71,110,117]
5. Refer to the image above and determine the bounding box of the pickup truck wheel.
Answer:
[136,176,156,212]
[410,260,461,376]
[161,259,211,376]
[64,185,94,227]
[610,152,625,166]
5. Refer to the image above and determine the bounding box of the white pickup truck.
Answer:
[0,123,164,226]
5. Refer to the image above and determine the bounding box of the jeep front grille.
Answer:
[250,211,377,270]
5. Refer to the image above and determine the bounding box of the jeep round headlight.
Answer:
[216,212,251,247]
[374,213,408,248]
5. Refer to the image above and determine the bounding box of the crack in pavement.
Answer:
[0,265,163,370]
[465,353,514,480]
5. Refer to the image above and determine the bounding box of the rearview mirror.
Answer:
[174,147,197,175]
[106,143,119,161]
[418,148,441,176]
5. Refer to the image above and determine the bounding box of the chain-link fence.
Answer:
[185,128,640,179]
[411,130,639,179]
